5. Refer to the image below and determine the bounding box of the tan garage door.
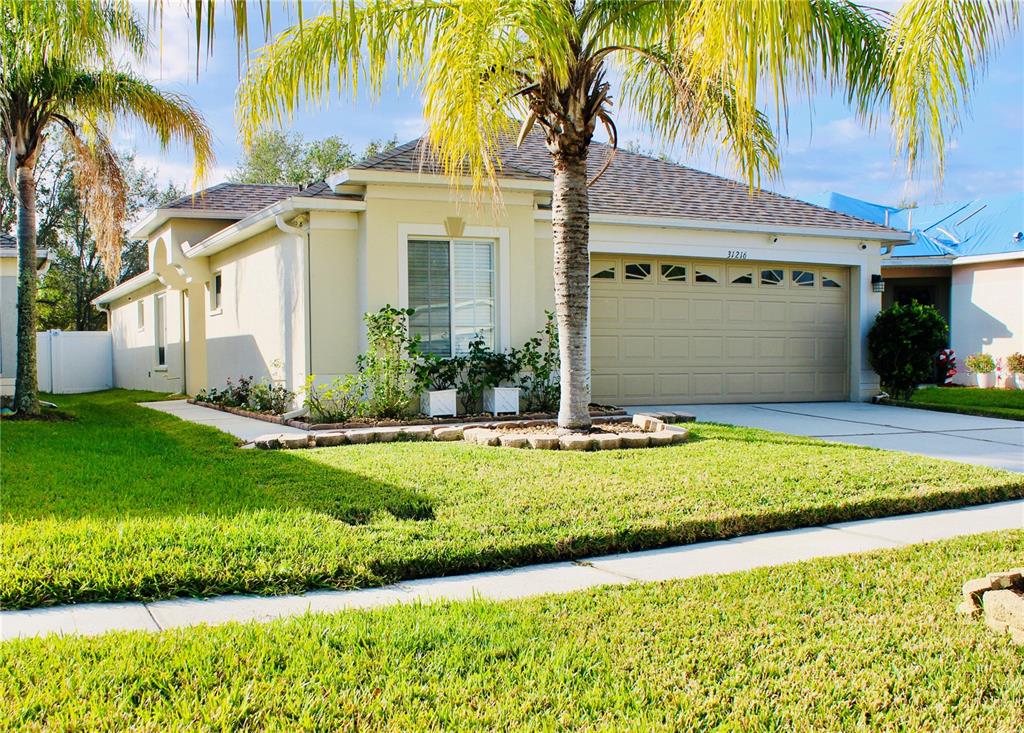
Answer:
[590,256,850,405]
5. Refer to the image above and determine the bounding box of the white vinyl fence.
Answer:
[37,330,112,394]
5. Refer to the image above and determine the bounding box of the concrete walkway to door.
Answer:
[628,402,1024,472]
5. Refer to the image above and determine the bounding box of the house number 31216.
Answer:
[726,250,748,260]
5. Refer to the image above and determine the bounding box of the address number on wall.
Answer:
[726,250,749,260]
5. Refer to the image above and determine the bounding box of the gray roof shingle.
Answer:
[0,232,14,249]
[355,133,900,235]
[163,181,358,215]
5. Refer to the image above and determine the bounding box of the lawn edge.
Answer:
[880,397,1024,422]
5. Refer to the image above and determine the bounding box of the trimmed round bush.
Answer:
[868,301,948,400]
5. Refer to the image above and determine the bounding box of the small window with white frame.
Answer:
[154,293,167,367]
[210,271,223,313]
[137,299,145,331]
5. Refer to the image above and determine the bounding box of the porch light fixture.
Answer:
[871,274,885,293]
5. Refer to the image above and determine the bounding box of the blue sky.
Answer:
[121,2,1023,207]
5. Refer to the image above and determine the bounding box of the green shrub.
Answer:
[358,306,417,419]
[196,376,294,415]
[964,353,996,374]
[512,310,560,412]
[867,301,948,400]
[458,338,518,413]
[303,374,364,423]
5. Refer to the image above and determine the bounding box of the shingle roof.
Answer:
[162,181,358,215]
[0,232,14,249]
[354,133,901,235]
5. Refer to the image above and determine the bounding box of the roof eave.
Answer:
[92,271,159,306]
[953,250,1024,265]
[127,208,253,240]
[184,196,367,260]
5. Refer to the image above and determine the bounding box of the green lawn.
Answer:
[903,386,1024,420]
[2,531,1022,730]
[2,390,1022,610]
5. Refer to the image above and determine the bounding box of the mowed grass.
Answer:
[2,390,1022,610]
[2,531,1023,730]
[906,386,1024,420]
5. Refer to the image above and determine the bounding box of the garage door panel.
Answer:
[725,336,755,359]
[591,296,619,321]
[657,298,690,321]
[659,337,689,359]
[591,256,849,404]
[657,373,690,397]
[692,336,723,359]
[623,336,655,360]
[693,300,723,323]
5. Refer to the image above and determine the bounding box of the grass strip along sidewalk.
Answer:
[1,531,1022,730]
[2,390,1022,609]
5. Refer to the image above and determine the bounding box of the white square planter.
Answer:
[421,389,458,418]
[483,387,520,415]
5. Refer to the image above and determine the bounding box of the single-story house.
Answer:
[1,232,50,396]
[94,135,908,406]
[817,192,1023,385]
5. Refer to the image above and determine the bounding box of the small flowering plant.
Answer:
[964,353,996,374]
[1007,352,1024,375]
[935,348,957,385]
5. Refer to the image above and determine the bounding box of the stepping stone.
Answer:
[432,426,464,441]
[399,426,434,441]
[591,433,622,450]
[464,427,501,446]
[559,434,594,451]
[618,433,651,449]
[253,433,284,450]
[314,432,348,447]
[526,434,560,450]
[279,434,311,450]
[499,434,529,448]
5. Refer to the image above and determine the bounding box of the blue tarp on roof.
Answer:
[811,191,1024,259]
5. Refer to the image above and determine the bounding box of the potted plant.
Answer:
[1007,352,1024,390]
[965,352,996,388]
[462,339,521,415]
[414,353,462,417]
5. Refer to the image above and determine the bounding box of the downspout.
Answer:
[275,214,312,387]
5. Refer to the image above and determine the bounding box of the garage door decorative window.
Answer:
[660,264,687,282]
[792,269,816,287]
[760,268,784,286]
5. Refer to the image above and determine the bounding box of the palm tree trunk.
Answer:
[13,161,40,415]
[551,146,592,431]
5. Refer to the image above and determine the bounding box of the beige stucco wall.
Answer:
[108,280,185,393]
[950,259,1024,384]
[305,183,544,385]
[206,225,307,394]
[1,258,17,395]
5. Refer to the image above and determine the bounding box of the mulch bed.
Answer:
[188,399,626,430]
[495,421,644,435]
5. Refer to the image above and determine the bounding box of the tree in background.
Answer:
[1,0,213,414]
[234,0,1018,431]
[7,143,185,332]
[229,129,398,186]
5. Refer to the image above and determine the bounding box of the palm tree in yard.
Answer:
[230,0,1017,431]
[1,0,214,415]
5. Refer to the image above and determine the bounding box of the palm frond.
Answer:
[884,0,1019,178]
[66,130,128,278]
[66,70,216,183]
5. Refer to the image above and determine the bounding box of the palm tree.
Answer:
[233,0,1014,430]
[1,0,214,415]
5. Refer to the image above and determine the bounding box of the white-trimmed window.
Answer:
[210,271,223,313]
[137,300,145,331]
[408,238,495,356]
[154,293,167,367]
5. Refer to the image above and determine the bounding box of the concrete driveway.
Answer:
[629,402,1023,472]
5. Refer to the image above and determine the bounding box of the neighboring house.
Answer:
[0,232,50,396]
[94,135,907,406]
[817,192,1023,384]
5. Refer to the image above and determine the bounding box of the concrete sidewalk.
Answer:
[3,499,1021,641]
[139,400,309,443]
